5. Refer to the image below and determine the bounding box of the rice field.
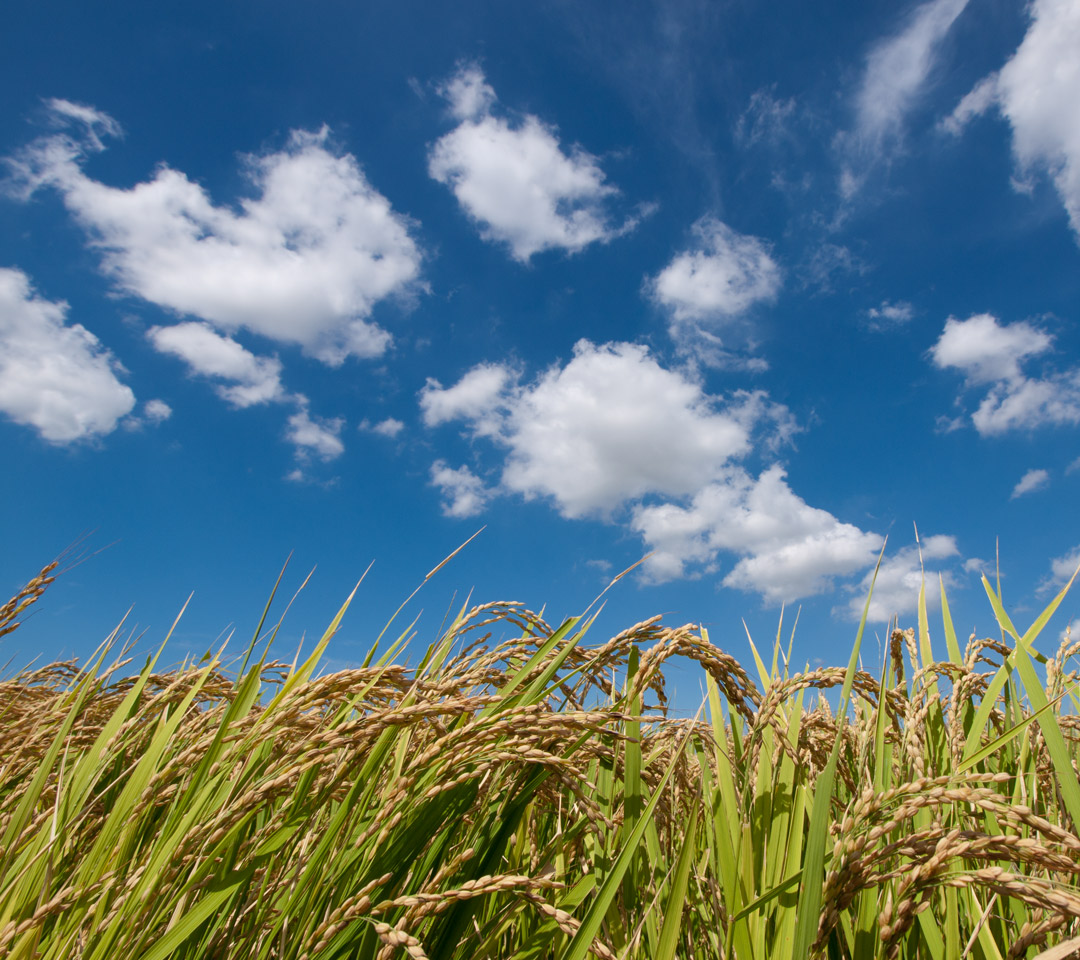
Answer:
[2,554,1080,959]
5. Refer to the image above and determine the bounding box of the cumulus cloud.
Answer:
[930,313,1080,435]
[143,398,172,423]
[633,465,884,602]
[970,374,1080,435]
[6,101,423,365]
[420,363,515,438]
[841,534,959,623]
[367,417,404,438]
[1011,468,1049,499]
[647,217,781,325]
[865,300,914,329]
[0,266,135,442]
[931,313,1051,384]
[943,0,1080,239]
[420,340,793,518]
[840,0,970,192]
[428,63,641,261]
[148,320,349,469]
[148,322,286,408]
[285,404,345,462]
[123,397,173,431]
[421,339,883,602]
[430,461,490,517]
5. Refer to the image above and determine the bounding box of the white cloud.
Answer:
[43,98,123,151]
[428,63,640,262]
[647,217,781,325]
[632,465,883,602]
[440,66,497,121]
[7,103,423,365]
[285,404,345,462]
[841,0,970,192]
[934,414,966,434]
[150,321,352,467]
[800,243,870,293]
[930,313,1051,385]
[997,0,1080,236]
[930,313,1080,435]
[941,75,999,136]
[1068,456,1080,475]
[148,322,286,407]
[420,363,514,437]
[1011,467,1050,499]
[422,339,882,603]
[736,89,798,148]
[866,300,914,329]
[370,417,404,438]
[841,535,959,623]
[971,372,1080,435]
[143,398,172,423]
[630,464,885,600]
[0,267,135,442]
[1043,545,1080,594]
[123,397,173,431]
[944,0,1080,239]
[421,340,792,518]
[430,461,490,517]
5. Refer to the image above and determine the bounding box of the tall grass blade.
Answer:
[791,543,884,958]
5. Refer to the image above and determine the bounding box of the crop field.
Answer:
[3,556,1080,959]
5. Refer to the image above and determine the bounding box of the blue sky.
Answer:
[2,0,1079,693]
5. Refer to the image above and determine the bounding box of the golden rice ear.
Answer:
[1030,935,1080,960]
[7,548,1080,959]
[0,560,58,639]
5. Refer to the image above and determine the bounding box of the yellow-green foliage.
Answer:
[1,557,1080,959]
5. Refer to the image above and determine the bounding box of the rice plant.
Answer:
[1,552,1080,959]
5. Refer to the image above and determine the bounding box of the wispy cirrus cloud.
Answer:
[1011,468,1049,499]
[839,0,970,195]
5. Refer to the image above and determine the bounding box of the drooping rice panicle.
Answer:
[1,553,1079,958]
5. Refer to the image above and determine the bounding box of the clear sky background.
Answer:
[2,0,1079,698]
